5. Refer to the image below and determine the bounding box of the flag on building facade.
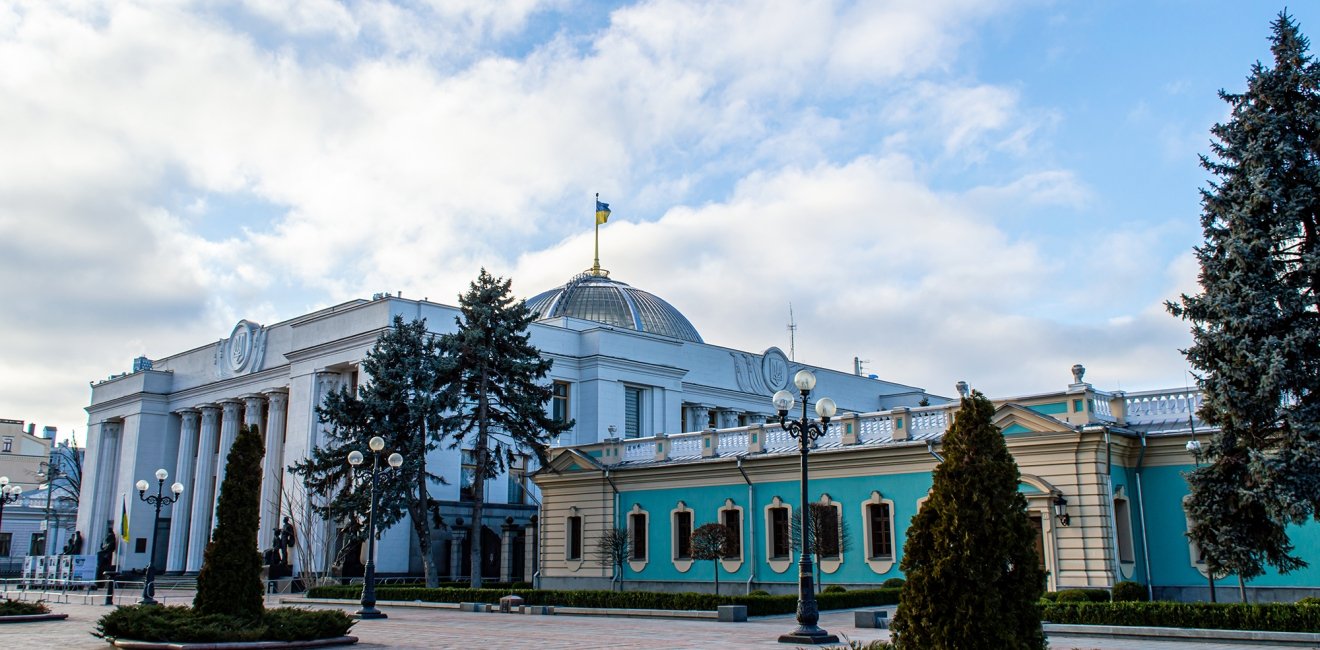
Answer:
[120,495,129,542]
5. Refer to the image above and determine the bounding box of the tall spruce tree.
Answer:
[440,269,571,588]
[194,424,265,619]
[289,316,453,588]
[1169,12,1320,583]
[890,391,1045,650]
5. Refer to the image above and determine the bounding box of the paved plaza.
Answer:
[0,592,1309,649]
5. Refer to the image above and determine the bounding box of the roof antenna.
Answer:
[787,303,797,361]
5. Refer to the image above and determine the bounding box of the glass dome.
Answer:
[527,272,703,343]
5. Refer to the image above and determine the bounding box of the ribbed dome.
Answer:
[527,272,703,343]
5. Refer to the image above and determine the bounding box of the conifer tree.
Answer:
[194,424,265,619]
[441,269,572,588]
[1169,12,1320,582]
[289,316,453,588]
[890,391,1045,650]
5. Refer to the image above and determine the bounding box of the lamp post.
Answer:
[135,469,184,605]
[348,435,403,620]
[773,369,839,645]
[0,477,22,533]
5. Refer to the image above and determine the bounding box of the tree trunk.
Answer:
[714,560,719,596]
[1208,570,1216,603]
[469,373,489,589]
[1238,575,1247,603]
[409,484,438,588]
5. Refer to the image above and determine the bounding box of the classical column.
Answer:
[212,399,244,520]
[500,518,518,583]
[243,394,265,430]
[258,390,289,552]
[186,406,221,572]
[165,410,200,573]
[524,518,538,584]
[449,522,468,582]
[89,421,123,542]
[310,371,343,575]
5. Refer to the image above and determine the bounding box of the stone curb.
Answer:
[1045,623,1320,646]
[111,635,358,649]
[285,597,726,621]
[0,612,70,623]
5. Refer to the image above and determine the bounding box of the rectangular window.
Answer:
[867,503,893,560]
[625,386,644,437]
[2,437,11,453]
[1115,498,1135,563]
[630,513,647,560]
[816,505,841,558]
[722,510,741,559]
[507,463,526,505]
[567,516,583,560]
[30,532,46,556]
[674,511,692,559]
[0,532,10,556]
[134,538,147,554]
[771,507,790,558]
[552,381,571,424]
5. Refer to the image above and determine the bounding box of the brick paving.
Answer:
[1,592,1309,649]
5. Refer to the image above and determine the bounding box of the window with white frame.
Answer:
[721,507,742,559]
[674,510,693,559]
[866,502,893,560]
[630,511,648,561]
[566,515,583,561]
[552,381,571,424]
[624,386,645,437]
[769,505,790,559]
[1114,490,1135,564]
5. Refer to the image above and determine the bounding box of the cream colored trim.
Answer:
[763,496,793,574]
[816,494,844,574]
[627,503,649,573]
[717,498,744,574]
[671,501,694,573]
[1023,498,1058,592]
[1112,486,1135,579]
[565,506,584,572]
[1182,495,1210,578]
[860,491,897,575]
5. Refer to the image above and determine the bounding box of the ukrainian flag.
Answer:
[120,496,129,542]
[596,200,611,224]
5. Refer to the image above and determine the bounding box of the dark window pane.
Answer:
[868,503,892,560]
[675,512,692,559]
[722,510,741,558]
[771,508,790,558]
[631,513,647,560]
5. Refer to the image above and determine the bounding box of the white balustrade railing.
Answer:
[669,434,703,457]
[623,441,652,461]
[910,407,950,435]
[718,429,749,450]
[1125,390,1201,423]
[858,415,893,443]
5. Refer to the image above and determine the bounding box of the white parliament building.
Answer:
[77,269,940,581]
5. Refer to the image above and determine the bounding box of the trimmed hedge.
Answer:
[304,585,901,617]
[1111,581,1147,602]
[95,605,355,643]
[1041,601,1320,632]
[0,599,50,616]
[1054,588,1111,603]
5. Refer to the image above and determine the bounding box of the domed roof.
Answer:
[527,272,703,343]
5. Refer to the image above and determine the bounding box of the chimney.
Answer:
[42,426,57,440]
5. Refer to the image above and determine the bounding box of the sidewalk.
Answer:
[1,594,1305,649]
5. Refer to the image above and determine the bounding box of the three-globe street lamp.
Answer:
[348,435,403,619]
[135,469,185,605]
[772,369,840,645]
[0,477,23,533]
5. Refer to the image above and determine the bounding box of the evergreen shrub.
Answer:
[1041,601,1320,632]
[1111,581,1148,602]
[194,424,265,619]
[95,606,354,643]
[881,578,905,589]
[0,599,50,616]
[1055,589,1110,603]
[304,586,901,616]
[824,585,847,593]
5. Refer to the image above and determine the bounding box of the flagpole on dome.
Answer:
[592,193,611,277]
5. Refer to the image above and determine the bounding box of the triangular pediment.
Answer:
[991,404,1072,436]
[544,448,602,474]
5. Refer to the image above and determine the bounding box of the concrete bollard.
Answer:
[854,609,889,629]
[717,605,748,622]
[458,602,484,613]
[499,594,525,613]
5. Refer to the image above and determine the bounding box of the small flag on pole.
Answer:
[596,199,611,224]
[120,495,130,542]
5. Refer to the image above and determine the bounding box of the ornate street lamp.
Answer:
[135,469,184,605]
[348,435,403,620]
[772,370,839,645]
[0,477,23,533]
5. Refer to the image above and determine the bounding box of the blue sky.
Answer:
[2,1,1316,442]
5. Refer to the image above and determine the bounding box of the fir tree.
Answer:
[289,316,453,588]
[441,269,572,588]
[194,424,265,619]
[890,391,1045,650]
[1169,12,1320,582]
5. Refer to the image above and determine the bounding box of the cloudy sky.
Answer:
[3,1,1314,442]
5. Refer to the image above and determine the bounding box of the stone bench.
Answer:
[717,605,747,622]
[854,609,889,629]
